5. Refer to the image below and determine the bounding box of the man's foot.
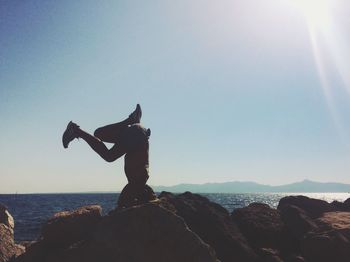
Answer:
[62,121,79,148]
[129,104,142,124]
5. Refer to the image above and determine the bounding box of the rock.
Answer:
[159,191,258,262]
[344,198,350,207]
[17,242,35,250]
[332,198,350,211]
[278,196,335,219]
[93,203,219,262]
[13,194,350,262]
[41,205,102,247]
[302,230,350,262]
[285,254,306,262]
[16,203,219,262]
[257,248,283,262]
[14,241,47,262]
[330,200,350,212]
[316,211,350,229]
[0,205,25,262]
[0,204,14,229]
[231,203,286,250]
[301,211,350,262]
[279,204,318,240]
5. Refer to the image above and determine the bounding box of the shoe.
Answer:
[129,104,142,124]
[62,121,79,148]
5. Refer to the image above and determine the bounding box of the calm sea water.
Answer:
[0,192,349,242]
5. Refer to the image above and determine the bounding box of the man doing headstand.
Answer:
[62,104,156,208]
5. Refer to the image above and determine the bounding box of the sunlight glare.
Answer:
[292,0,331,31]
[289,0,350,148]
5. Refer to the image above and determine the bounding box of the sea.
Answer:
[0,192,349,242]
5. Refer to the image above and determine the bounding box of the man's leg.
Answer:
[94,104,142,143]
[77,127,126,162]
[93,119,129,144]
[62,121,127,161]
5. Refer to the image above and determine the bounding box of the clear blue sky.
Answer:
[1,0,350,193]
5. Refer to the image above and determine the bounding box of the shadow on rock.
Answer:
[159,191,258,262]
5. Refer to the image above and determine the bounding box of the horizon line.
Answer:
[2,178,350,194]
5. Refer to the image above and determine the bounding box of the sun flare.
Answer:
[290,0,350,146]
[292,0,331,30]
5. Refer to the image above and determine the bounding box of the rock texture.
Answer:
[41,205,102,247]
[159,191,258,262]
[93,203,218,262]
[330,198,350,212]
[3,194,350,262]
[257,248,283,262]
[301,211,350,262]
[279,204,318,240]
[276,196,350,262]
[15,203,219,262]
[0,204,14,229]
[0,205,24,262]
[278,195,335,218]
[231,203,311,261]
[344,197,350,207]
[231,203,286,250]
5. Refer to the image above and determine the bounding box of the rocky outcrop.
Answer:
[330,198,350,212]
[159,191,258,262]
[93,203,218,262]
[231,203,286,250]
[301,211,350,262]
[279,204,318,240]
[344,197,350,207]
[3,194,350,262]
[278,195,335,218]
[0,204,24,262]
[41,205,102,247]
[15,203,219,262]
[231,203,309,261]
[276,196,350,262]
[0,204,14,229]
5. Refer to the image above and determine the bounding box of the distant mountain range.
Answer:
[153,179,350,193]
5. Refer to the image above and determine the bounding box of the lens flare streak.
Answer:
[291,0,350,147]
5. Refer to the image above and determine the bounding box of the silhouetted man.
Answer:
[62,104,156,208]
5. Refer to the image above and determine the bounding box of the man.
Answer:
[62,104,156,208]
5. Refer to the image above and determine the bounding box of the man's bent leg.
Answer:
[94,105,142,143]
[94,119,129,144]
[77,128,126,162]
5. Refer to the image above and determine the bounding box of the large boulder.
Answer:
[279,204,318,240]
[301,211,350,262]
[159,191,258,262]
[0,205,25,262]
[92,203,218,262]
[278,196,335,219]
[41,205,102,247]
[15,203,219,262]
[231,203,287,250]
